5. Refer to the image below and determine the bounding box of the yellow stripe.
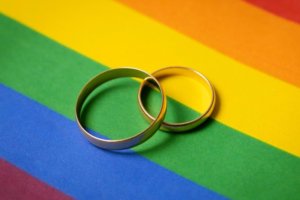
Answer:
[1,0,300,156]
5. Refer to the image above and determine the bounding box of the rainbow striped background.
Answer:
[1,0,300,199]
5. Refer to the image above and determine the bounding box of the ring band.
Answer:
[75,67,167,150]
[138,66,216,132]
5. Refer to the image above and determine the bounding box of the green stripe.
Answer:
[1,14,299,199]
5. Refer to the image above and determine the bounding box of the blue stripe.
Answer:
[0,84,226,200]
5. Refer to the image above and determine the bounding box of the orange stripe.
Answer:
[117,0,300,88]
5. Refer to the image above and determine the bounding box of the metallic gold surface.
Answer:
[138,66,216,132]
[75,67,167,150]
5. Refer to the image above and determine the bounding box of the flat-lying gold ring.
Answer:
[75,67,167,150]
[138,66,216,132]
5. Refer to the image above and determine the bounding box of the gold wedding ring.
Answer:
[138,66,216,132]
[75,67,167,150]
[76,66,216,150]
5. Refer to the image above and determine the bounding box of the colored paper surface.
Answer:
[1,0,300,199]
[0,84,224,200]
[1,1,300,157]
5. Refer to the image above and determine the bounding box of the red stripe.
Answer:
[0,159,72,200]
[246,0,300,24]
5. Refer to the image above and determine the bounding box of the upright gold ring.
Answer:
[138,66,216,132]
[75,67,167,150]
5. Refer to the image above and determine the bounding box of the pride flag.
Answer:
[1,0,299,199]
